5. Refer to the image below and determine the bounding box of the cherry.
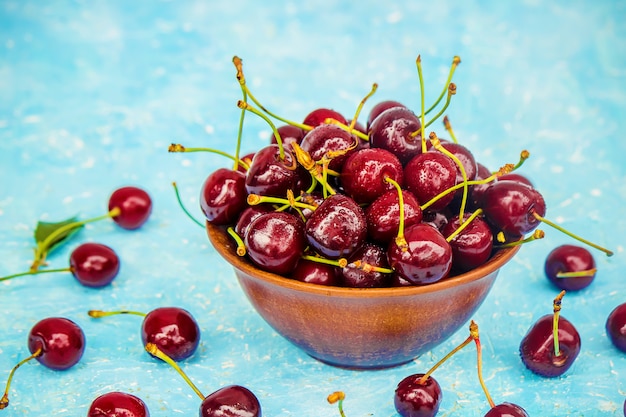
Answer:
[469,162,493,210]
[87,391,150,417]
[340,147,404,204]
[200,168,247,225]
[368,106,423,165]
[108,186,153,230]
[1,242,120,288]
[498,172,533,188]
[544,244,596,291]
[519,291,581,377]
[234,206,273,239]
[387,223,452,285]
[244,144,307,198]
[484,402,529,417]
[365,189,423,244]
[441,212,493,273]
[366,99,407,130]
[290,258,339,286]
[245,211,306,275]
[340,242,392,288]
[606,302,626,352]
[200,385,262,417]
[299,123,358,171]
[404,151,458,211]
[271,124,305,151]
[437,141,478,184]
[1,317,86,409]
[302,107,347,128]
[305,193,367,260]
[394,373,442,417]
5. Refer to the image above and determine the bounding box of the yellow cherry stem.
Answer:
[384,176,408,251]
[168,144,251,172]
[416,55,427,153]
[0,347,43,410]
[553,290,566,357]
[327,391,347,417]
[471,321,496,409]
[349,83,378,130]
[144,343,205,401]
[425,55,461,116]
[87,310,146,318]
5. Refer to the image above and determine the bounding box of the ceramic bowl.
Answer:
[206,222,520,369]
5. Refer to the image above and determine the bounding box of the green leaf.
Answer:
[34,215,84,254]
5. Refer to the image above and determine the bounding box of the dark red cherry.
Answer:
[141,307,200,362]
[245,211,306,275]
[368,106,422,165]
[519,313,581,377]
[544,244,596,291]
[200,168,247,225]
[498,173,533,188]
[234,206,274,239]
[421,209,452,231]
[437,142,478,183]
[69,242,120,287]
[387,223,452,285]
[484,402,529,417]
[200,385,261,417]
[469,162,492,210]
[365,189,423,244]
[271,124,305,151]
[340,147,404,204]
[299,124,358,171]
[441,213,493,273]
[482,180,546,237]
[28,317,86,370]
[606,302,626,352]
[394,373,442,417]
[366,100,407,130]
[302,107,347,128]
[245,144,308,198]
[404,151,457,211]
[237,152,256,174]
[108,186,152,230]
[88,391,150,417]
[341,242,392,288]
[290,259,339,286]
[305,193,367,260]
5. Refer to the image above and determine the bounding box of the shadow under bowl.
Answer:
[207,222,520,369]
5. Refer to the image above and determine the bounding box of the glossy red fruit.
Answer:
[441,213,493,273]
[365,189,423,244]
[108,186,152,230]
[299,124,358,171]
[27,317,86,370]
[271,124,305,151]
[290,259,339,286]
[394,373,442,417]
[341,242,392,288]
[606,302,626,352]
[234,206,273,239]
[302,107,347,128]
[245,212,306,275]
[366,100,407,130]
[141,307,200,362]
[200,385,261,417]
[404,151,458,211]
[69,242,120,287]
[387,223,452,285]
[544,244,596,291]
[498,173,533,188]
[245,144,308,198]
[368,106,423,165]
[519,314,581,377]
[484,402,529,417]
[88,391,150,417]
[200,168,247,225]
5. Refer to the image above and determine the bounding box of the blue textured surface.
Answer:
[1,1,625,416]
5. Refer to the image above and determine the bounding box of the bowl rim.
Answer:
[206,221,521,298]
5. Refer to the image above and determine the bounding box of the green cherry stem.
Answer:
[445,209,483,243]
[0,346,43,410]
[144,342,205,401]
[172,182,205,228]
[424,56,461,116]
[0,267,71,283]
[291,143,336,197]
[168,144,251,172]
[556,268,597,278]
[88,309,146,318]
[232,56,248,172]
[430,132,468,221]
[327,391,347,417]
[237,100,286,160]
[422,83,456,131]
[247,193,317,212]
[227,227,247,257]
[416,55,427,153]
[384,176,408,251]
[472,321,496,409]
[322,118,369,142]
[349,83,378,130]
[301,254,348,269]
[493,229,545,249]
[443,115,458,144]
[552,290,566,357]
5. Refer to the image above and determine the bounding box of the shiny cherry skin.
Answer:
[340,147,404,204]
[468,162,492,210]
[200,385,261,417]
[245,144,308,198]
[606,302,626,352]
[437,142,478,184]
[365,189,423,244]
[484,402,529,417]
[519,313,581,377]
[299,124,358,171]
[245,211,306,275]
[69,242,120,287]
[387,223,452,285]
[200,168,247,225]
[305,193,367,260]
[290,259,339,286]
[271,124,305,151]
[441,213,493,273]
[368,106,423,165]
[366,99,407,130]
[88,391,150,417]
[544,244,596,291]
[108,186,152,230]
[404,151,458,211]
[234,206,273,239]
[302,107,347,128]
[482,180,546,238]
[341,242,392,288]
[394,373,442,417]
[498,173,533,188]
[27,317,86,370]
[141,307,200,362]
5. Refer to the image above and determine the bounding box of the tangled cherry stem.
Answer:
[553,290,566,357]
[144,342,205,401]
[0,347,43,410]
[327,391,347,417]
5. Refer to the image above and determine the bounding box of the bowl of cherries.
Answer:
[176,55,610,369]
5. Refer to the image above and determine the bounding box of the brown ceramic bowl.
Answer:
[207,222,520,369]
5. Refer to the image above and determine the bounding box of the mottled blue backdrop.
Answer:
[1,1,625,416]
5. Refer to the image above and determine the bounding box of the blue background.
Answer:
[1,1,625,416]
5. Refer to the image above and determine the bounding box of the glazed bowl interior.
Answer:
[206,222,520,369]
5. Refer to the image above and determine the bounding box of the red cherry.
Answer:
[394,374,442,417]
[441,213,493,273]
[368,106,423,165]
[366,100,407,130]
[544,244,596,291]
[200,385,261,417]
[302,107,347,128]
[88,391,150,417]
[340,242,392,288]
[141,307,200,362]
[299,124,358,171]
[365,189,423,244]
[108,186,152,230]
[606,302,626,353]
[404,151,458,211]
[28,317,86,370]
[290,259,339,286]
[69,242,120,287]
[484,402,529,417]
[200,168,247,225]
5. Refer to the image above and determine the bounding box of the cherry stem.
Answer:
[144,342,205,401]
[384,176,408,251]
[430,132,468,221]
[327,391,347,417]
[0,267,71,282]
[471,321,496,409]
[553,290,566,357]
[493,229,545,249]
[232,56,248,172]
[443,115,458,144]
[418,334,473,385]
[301,254,348,269]
[322,118,369,142]
[350,260,394,274]
[556,268,597,278]
[446,209,483,243]
[172,182,205,228]
[88,309,146,318]
[0,347,43,410]
[247,193,317,212]
[349,83,378,130]
[422,83,456,131]
[168,144,250,172]
[227,227,247,257]
[237,100,286,160]
[425,56,461,116]
[291,143,336,197]
[30,207,121,272]
[416,55,427,153]
[531,211,614,257]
